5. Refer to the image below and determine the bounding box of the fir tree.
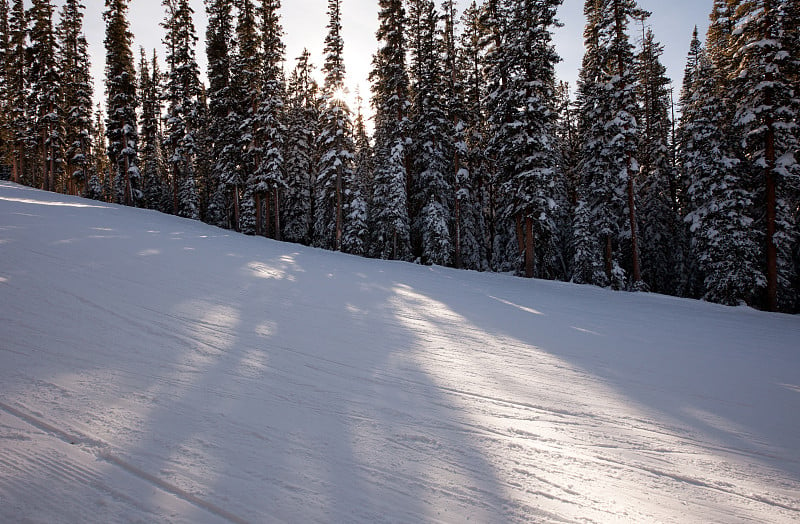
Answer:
[636,27,684,294]
[5,0,26,185]
[282,50,318,244]
[204,0,235,228]
[344,92,371,256]
[230,0,261,233]
[249,0,285,238]
[730,0,799,311]
[315,0,356,251]
[490,0,565,278]
[28,0,62,193]
[573,0,646,289]
[369,0,412,260]
[456,0,490,271]
[57,0,94,197]
[679,42,763,306]
[139,48,167,211]
[479,0,511,269]
[162,0,202,219]
[104,0,140,206]
[407,0,452,266]
[0,0,10,177]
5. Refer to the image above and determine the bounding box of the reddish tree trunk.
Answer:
[524,216,534,279]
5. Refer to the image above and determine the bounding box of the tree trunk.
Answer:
[265,191,271,238]
[255,193,263,236]
[628,174,642,285]
[764,0,778,312]
[605,235,613,281]
[233,186,241,232]
[274,189,281,241]
[524,216,534,278]
[336,167,342,251]
[454,193,462,269]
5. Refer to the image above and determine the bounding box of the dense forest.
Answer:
[0,0,797,312]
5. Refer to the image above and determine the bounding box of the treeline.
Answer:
[0,0,797,312]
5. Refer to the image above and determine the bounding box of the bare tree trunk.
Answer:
[255,193,262,236]
[233,186,241,232]
[764,0,778,312]
[265,191,271,238]
[524,216,534,278]
[336,167,342,251]
[274,189,281,241]
[515,214,525,256]
[628,174,642,284]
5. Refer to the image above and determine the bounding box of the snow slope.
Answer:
[1,180,799,523]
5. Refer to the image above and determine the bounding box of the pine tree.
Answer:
[204,0,235,228]
[139,48,167,211]
[344,92,370,256]
[730,0,799,311]
[58,0,94,197]
[573,0,646,289]
[456,0,490,270]
[479,0,511,270]
[249,0,285,239]
[489,0,565,278]
[104,0,140,206]
[282,50,318,244]
[28,0,62,193]
[369,0,412,260]
[407,0,452,265]
[0,0,10,178]
[679,38,763,306]
[636,27,683,294]
[162,0,202,219]
[230,0,261,233]
[5,0,27,185]
[315,0,356,251]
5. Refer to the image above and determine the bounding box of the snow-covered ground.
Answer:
[1,180,798,523]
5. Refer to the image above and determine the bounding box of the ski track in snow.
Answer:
[1,181,799,523]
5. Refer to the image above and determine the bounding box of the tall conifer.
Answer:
[104,0,140,206]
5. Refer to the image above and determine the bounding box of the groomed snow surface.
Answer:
[1,180,799,523]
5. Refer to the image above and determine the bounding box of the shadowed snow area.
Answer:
[1,181,799,523]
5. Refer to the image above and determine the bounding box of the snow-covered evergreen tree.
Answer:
[0,0,10,177]
[679,40,763,306]
[344,93,370,256]
[57,0,94,197]
[492,0,565,278]
[407,0,452,266]
[282,50,318,245]
[249,0,285,239]
[314,0,354,251]
[5,0,27,185]
[138,48,168,212]
[230,0,261,233]
[729,0,799,311]
[456,0,490,271]
[104,0,141,206]
[369,0,412,260]
[204,0,236,228]
[636,28,684,295]
[573,0,645,289]
[28,0,62,193]
[162,0,201,220]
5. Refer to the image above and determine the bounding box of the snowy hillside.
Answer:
[1,181,799,523]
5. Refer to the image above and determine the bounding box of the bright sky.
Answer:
[61,0,712,114]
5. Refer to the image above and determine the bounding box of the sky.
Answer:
[61,0,712,115]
